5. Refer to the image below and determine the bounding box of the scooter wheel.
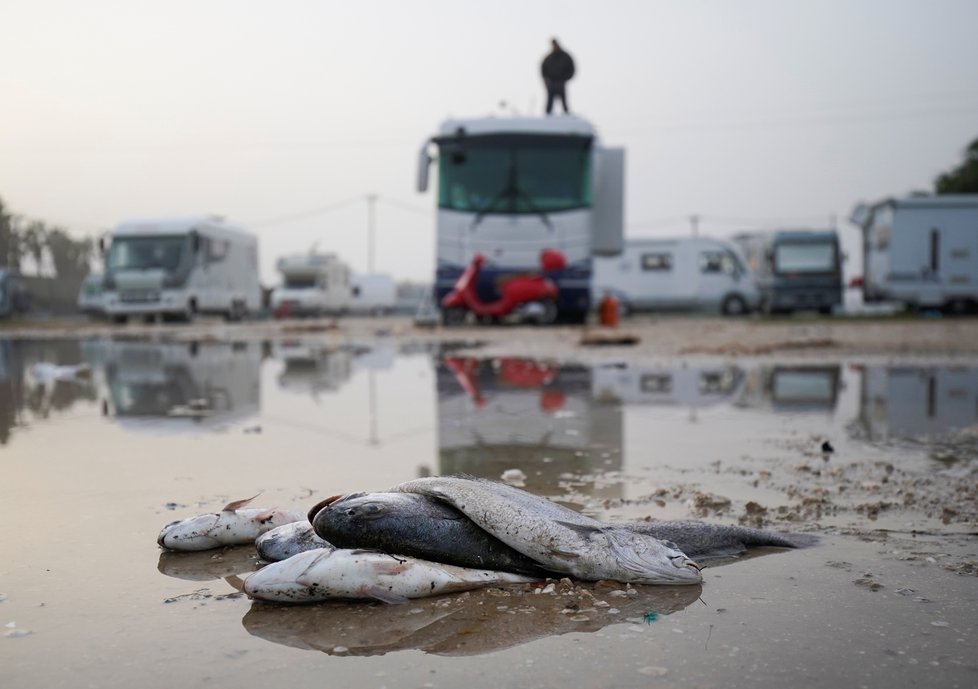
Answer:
[534,299,558,326]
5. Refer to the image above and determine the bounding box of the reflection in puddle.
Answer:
[1,337,977,459]
[857,365,978,442]
[157,546,260,582]
[242,582,703,657]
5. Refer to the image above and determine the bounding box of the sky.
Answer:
[1,0,977,285]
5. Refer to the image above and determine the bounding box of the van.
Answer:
[591,237,758,315]
[100,216,260,323]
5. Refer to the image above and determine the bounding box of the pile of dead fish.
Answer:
[157,476,814,604]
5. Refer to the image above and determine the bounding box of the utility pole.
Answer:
[689,214,700,237]
[367,193,378,274]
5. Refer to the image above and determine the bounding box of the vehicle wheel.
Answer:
[112,315,128,325]
[818,306,834,316]
[225,300,245,322]
[721,294,749,316]
[442,307,467,326]
[534,299,558,326]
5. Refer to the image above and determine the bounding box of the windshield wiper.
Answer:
[471,159,553,232]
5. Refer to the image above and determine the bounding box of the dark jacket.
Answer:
[541,48,575,84]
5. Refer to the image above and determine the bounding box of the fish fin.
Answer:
[223,492,262,512]
[362,585,409,605]
[555,520,603,538]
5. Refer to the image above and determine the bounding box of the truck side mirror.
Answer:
[417,142,433,193]
[191,231,201,253]
[98,237,105,255]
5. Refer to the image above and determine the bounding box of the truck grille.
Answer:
[120,290,160,303]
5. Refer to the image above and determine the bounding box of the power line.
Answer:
[248,196,364,228]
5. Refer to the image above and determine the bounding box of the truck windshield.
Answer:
[107,236,189,272]
[774,242,838,274]
[284,276,317,289]
[437,134,592,214]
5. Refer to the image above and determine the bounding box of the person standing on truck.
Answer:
[541,38,575,115]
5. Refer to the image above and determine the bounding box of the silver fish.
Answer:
[242,548,536,604]
[158,495,305,551]
[257,522,334,562]
[391,477,702,585]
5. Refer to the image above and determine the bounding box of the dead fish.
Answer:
[257,521,334,562]
[626,521,819,561]
[158,495,305,551]
[310,492,552,576]
[391,477,702,585]
[242,548,536,604]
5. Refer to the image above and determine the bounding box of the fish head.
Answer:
[243,549,335,603]
[602,529,702,585]
[157,514,223,551]
[312,492,413,532]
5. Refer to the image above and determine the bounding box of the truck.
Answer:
[850,194,978,312]
[417,114,625,324]
[732,229,843,315]
[270,252,350,317]
[100,216,260,323]
[591,236,758,315]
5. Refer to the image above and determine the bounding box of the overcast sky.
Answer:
[1,0,976,284]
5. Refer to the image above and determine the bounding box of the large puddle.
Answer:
[1,338,976,688]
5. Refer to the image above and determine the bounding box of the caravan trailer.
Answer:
[851,195,978,312]
[591,237,758,315]
[100,216,260,323]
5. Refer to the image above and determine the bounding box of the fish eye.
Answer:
[662,540,679,550]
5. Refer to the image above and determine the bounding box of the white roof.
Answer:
[436,114,596,138]
[113,216,251,238]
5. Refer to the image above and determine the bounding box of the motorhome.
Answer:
[417,115,625,324]
[733,229,843,314]
[270,252,350,317]
[100,216,260,323]
[591,237,758,315]
[850,194,978,312]
[349,274,397,315]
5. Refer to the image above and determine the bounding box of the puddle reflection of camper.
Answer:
[740,365,842,412]
[274,342,355,396]
[592,364,746,408]
[84,340,261,430]
[436,357,624,495]
[858,365,978,441]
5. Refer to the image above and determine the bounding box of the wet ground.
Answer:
[1,324,976,689]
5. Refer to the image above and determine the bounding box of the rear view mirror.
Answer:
[417,141,433,193]
[191,231,201,253]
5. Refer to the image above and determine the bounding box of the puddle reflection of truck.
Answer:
[739,365,841,412]
[592,364,746,407]
[858,365,978,441]
[436,357,623,495]
[85,341,261,430]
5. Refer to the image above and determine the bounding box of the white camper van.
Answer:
[100,216,260,323]
[270,252,350,317]
[851,195,978,312]
[592,237,759,315]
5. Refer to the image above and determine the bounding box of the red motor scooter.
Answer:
[440,249,566,325]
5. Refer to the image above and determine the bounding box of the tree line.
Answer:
[0,195,96,283]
